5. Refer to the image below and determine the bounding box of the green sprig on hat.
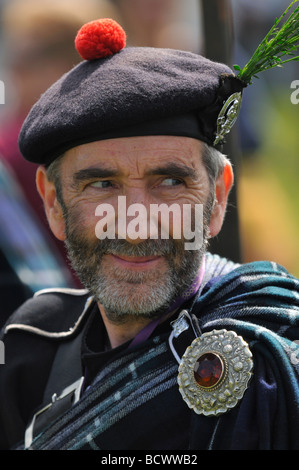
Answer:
[234,0,299,85]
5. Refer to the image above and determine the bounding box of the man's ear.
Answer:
[36,166,66,241]
[208,162,234,238]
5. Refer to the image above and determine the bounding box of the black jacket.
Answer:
[0,288,91,449]
[1,256,299,450]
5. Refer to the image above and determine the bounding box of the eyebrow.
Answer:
[146,163,197,179]
[72,162,197,187]
[72,167,119,187]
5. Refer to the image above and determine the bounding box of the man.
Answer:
[0,17,299,451]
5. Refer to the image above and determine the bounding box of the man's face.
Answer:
[49,136,216,323]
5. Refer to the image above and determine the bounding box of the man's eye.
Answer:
[160,177,183,187]
[89,180,113,189]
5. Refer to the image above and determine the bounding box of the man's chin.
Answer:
[93,275,176,321]
[99,303,169,325]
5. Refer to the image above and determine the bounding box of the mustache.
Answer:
[91,237,181,258]
[65,225,187,259]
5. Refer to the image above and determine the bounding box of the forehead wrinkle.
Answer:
[122,145,200,180]
[65,136,203,184]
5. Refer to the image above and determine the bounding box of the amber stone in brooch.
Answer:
[194,353,224,389]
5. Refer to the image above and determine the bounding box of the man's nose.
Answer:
[116,190,156,244]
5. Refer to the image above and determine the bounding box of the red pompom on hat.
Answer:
[75,18,126,60]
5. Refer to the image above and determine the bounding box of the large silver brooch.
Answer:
[178,329,253,416]
[213,92,242,146]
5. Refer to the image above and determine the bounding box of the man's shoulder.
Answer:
[1,288,93,340]
[197,255,299,321]
[205,252,297,285]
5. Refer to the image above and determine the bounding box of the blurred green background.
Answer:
[239,88,299,277]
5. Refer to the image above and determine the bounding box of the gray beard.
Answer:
[65,235,209,324]
[63,203,212,324]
